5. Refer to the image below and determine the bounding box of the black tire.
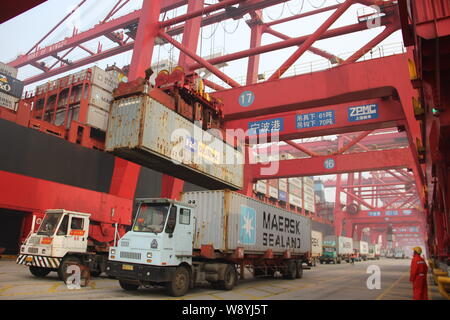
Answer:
[295,261,303,279]
[58,256,81,282]
[119,280,139,291]
[283,261,297,280]
[166,266,190,297]
[90,270,102,277]
[320,260,323,264]
[337,258,341,264]
[326,260,330,264]
[217,264,238,290]
[29,266,51,278]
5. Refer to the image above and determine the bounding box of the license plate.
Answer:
[25,257,33,262]
[122,264,134,271]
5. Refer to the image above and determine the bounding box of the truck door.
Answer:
[163,206,193,265]
[67,215,88,253]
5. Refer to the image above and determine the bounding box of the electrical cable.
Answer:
[222,19,240,34]
[287,0,306,16]
[202,22,220,39]
[308,0,328,9]
[264,2,286,21]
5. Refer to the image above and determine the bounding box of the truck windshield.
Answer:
[133,203,170,233]
[37,213,63,236]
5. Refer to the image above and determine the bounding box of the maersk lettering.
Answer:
[262,211,302,248]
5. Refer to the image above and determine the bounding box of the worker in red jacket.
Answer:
[409,246,428,300]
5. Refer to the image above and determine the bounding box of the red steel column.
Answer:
[178,0,204,69]
[128,0,162,80]
[334,138,345,236]
[246,11,264,85]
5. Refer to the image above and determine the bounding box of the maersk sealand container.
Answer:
[181,190,312,255]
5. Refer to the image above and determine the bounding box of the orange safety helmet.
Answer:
[413,247,422,255]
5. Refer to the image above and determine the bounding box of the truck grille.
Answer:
[28,247,39,254]
[28,237,41,245]
[120,251,141,260]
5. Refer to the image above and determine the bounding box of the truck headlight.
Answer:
[147,252,152,258]
[111,249,116,255]
[42,249,46,254]
[21,246,25,253]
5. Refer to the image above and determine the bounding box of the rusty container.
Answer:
[105,95,243,190]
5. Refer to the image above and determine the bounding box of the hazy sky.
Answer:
[0,0,403,91]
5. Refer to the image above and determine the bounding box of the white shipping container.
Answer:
[289,194,302,207]
[288,177,302,188]
[311,230,323,256]
[304,202,315,213]
[279,178,287,192]
[353,241,369,255]
[91,66,120,93]
[0,61,18,78]
[268,186,278,199]
[304,184,315,195]
[254,180,267,194]
[303,177,314,187]
[181,190,312,254]
[0,92,19,111]
[106,95,243,190]
[325,236,353,255]
[89,85,114,112]
[87,105,109,131]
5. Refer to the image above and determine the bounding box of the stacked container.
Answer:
[0,62,22,111]
[303,177,316,213]
[33,66,124,131]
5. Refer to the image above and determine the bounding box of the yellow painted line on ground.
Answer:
[208,293,225,300]
[0,285,15,294]
[376,271,409,300]
[47,283,61,293]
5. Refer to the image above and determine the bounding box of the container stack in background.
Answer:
[303,176,316,214]
[32,66,125,131]
[252,151,317,215]
[0,62,23,111]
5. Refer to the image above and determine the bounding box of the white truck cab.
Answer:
[17,209,96,279]
[106,199,196,295]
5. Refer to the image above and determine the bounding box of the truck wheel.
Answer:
[283,261,296,280]
[320,260,323,264]
[337,258,341,264]
[295,262,303,279]
[90,270,102,277]
[166,266,190,297]
[29,266,51,278]
[119,280,139,291]
[217,264,237,290]
[58,256,81,282]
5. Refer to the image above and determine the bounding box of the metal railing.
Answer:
[213,42,406,88]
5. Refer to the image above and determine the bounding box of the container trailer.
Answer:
[310,230,323,266]
[16,208,132,280]
[106,190,311,297]
[320,236,353,264]
[353,240,369,261]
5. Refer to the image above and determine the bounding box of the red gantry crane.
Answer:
[0,0,447,270]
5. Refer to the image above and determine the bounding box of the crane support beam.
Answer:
[225,98,404,142]
[251,148,413,180]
